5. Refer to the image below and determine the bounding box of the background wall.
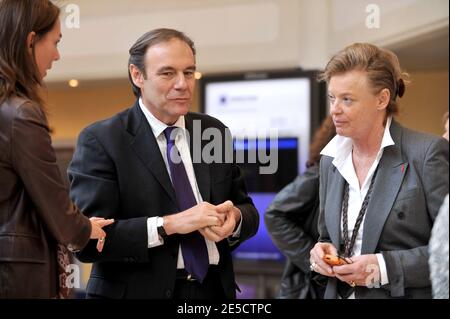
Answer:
[397,71,449,135]
[47,70,449,144]
[328,0,449,51]
[47,0,449,144]
[47,79,201,143]
[47,80,133,142]
[48,0,329,81]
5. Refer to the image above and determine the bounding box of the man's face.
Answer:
[134,38,196,125]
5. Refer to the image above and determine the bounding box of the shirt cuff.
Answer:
[376,253,389,286]
[232,208,243,237]
[228,208,243,246]
[147,217,164,248]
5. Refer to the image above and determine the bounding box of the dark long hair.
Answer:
[0,0,60,105]
[306,116,336,168]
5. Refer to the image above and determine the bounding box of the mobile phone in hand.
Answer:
[322,254,351,266]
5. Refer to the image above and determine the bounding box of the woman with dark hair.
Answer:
[265,116,335,299]
[0,0,113,298]
[309,43,448,299]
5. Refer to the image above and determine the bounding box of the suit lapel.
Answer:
[361,121,407,254]
[325,165,345,250]
[127,102,177,205]
[185,114,211,202]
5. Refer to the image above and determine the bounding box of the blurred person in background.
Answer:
[428,194,449,299]
[265,116,335,299]
[0,0,112,298]
[428,111,449,299]
[309,43,449,298]
[442,112,448,141]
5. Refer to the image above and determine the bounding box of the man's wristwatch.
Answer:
[156,217,168,239]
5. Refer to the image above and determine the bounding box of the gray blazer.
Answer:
[318,120,449,298]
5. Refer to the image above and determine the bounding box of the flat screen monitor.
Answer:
[200,69,326,262]
[231,137,299,262]
[232,192,282,261]
[200,69,326,174]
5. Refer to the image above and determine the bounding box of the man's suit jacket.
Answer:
[318,120,449,298]
[68,100,259,299]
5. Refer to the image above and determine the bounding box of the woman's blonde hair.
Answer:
[319,43,409,116]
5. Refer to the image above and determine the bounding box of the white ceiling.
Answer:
[46,0,448,83]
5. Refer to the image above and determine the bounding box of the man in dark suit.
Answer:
[68,28,259,299]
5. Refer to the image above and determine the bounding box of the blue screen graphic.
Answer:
[232,192,285,261]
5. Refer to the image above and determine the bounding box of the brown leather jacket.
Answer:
[0,97,91,298]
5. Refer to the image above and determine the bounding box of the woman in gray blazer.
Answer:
[309,43,449,299]
[0,0,112,298]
